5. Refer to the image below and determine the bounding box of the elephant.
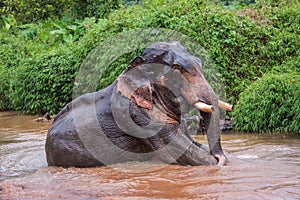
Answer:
[45,41,231,167]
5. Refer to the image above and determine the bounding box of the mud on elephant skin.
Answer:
[46,41,231,167]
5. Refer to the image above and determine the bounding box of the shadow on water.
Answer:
[0,111,300,199]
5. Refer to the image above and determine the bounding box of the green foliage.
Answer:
[0,0,75,24]
[233,73,300,133]
[215,0,255,10]
[0,18,95,114]
[272,56,300,74]
[0,14,17,30]
[82,0,299,104]
[0,0,122,24]
[0,65,10,110]
[0,0,299,130]
[239,0,300,32]
[84,0,121,19]
[269,2,300,35]
[8,49,80,114]
[254,0,297,7]
[45,17,96,44]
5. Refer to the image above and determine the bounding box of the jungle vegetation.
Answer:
[0,0,299,133]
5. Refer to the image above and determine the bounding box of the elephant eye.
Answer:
[184,66,201,78]
[182,71,197,83]
[175,59,202,76]
[172,64,195,76]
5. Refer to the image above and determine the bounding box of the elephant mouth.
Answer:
[194,100,233,113]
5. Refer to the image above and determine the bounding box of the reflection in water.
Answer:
[0,112,300,199]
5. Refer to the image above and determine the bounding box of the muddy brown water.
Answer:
[0,111,300,199]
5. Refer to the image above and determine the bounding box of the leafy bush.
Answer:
[0,14,17,30]
[80,0,299,103]
[0,65,10,110]
[0,18,95,114]
[233,73,300,133]
[0,0,299,120]
[271,3,300,35]
[0,0,75,24]
[272,56,300,74]
[44,17,96,44]
[8,49,80,114]
[83,0,121,19]
[0,0,122,24]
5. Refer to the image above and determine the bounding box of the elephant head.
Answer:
[114,41,229,165]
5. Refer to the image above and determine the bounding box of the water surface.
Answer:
[0,112,300,199]
[0,112,50,180]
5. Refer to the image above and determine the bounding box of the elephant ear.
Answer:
[116,56,153,109]
[130,82,153,109]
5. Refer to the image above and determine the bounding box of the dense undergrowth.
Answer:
[233,72,299,133]
[0,0,299,133]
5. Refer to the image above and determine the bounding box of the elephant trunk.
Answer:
[193,96,227,165]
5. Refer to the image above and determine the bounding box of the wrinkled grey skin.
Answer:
[45,41,227,167]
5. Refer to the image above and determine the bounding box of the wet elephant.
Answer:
[45,41,230,167]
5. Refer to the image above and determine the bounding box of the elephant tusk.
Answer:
[218,100,233,112]
[194,102,214,113]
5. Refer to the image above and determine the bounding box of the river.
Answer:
[0,111,300,199]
